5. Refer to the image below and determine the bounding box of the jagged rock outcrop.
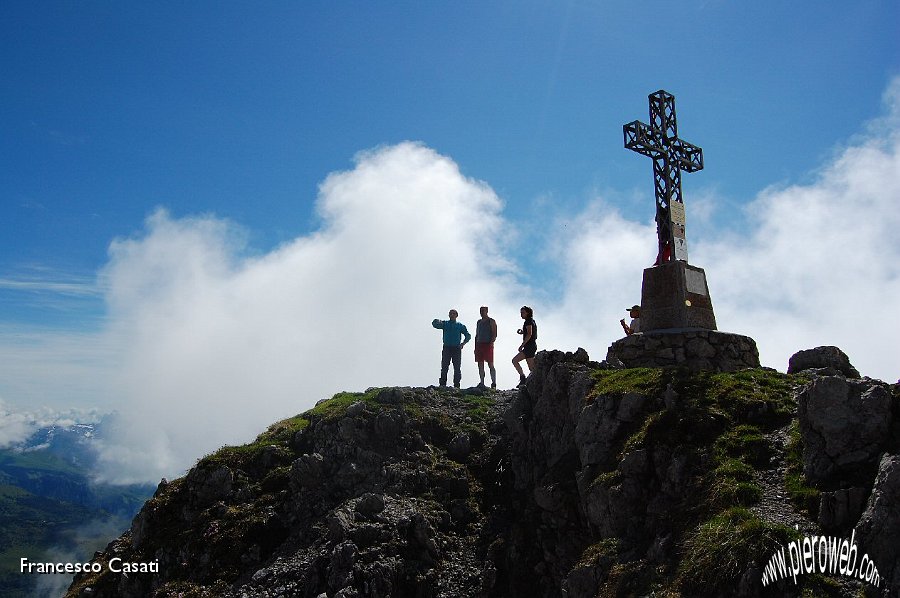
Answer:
[856,454,900,593]
[817,486,869,531]
[788,346,861,379]
[797,376,893,484]
[67,347,898,598]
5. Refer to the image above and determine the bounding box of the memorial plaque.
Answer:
[685,267,707,296]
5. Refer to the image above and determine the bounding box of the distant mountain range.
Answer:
[0,417,155,598]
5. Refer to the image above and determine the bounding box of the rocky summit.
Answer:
[67,346,899,598]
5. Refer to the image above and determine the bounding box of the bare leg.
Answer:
[525,357,535,373]
[488,362,496,386]
[513,353,525,377]
[478,361,486,385]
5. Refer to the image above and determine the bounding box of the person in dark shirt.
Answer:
[512,305,537,386]
[474,306,498,388]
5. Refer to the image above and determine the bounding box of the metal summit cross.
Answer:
[624,89,703,264]
[623,90,717,332]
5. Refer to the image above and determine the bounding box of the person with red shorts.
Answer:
[474,306,498,388]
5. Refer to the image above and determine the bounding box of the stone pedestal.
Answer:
[640,261,716,331]
[606,330,759,372]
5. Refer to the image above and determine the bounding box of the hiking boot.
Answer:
[490,382,496,389]
[453,382,460,389]
[518,374,527,386]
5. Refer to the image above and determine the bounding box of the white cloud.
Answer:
[694,83,900,380]
[92,142,531,483]
[537,201,656,356]
[0,399,33,447]
[0,277,100,296]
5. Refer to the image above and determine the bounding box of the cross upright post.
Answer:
[624,90,703,264]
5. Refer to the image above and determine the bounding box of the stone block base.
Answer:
[641,262,717,331]
[606,330,760,372]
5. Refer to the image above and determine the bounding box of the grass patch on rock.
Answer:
[589,468,623,490]
[461,395,495,422]
[708,457,762,509]
[577,538,621,567]
[589,367,664,401]
[609,367,801,460]
[676,507,798,594]
[703,369,799,419]
[784,420,820,517]
[307,388,385,421]
[714,424,772,469]
[256,415,310,443]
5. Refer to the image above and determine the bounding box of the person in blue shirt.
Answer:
[432,309,471,388]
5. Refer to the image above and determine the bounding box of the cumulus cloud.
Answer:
[537,202,656,354]
[694,81,900,379]
[94,142,530,483]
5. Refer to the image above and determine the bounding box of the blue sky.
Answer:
[1,2,898,481]
[4,2,896,285]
